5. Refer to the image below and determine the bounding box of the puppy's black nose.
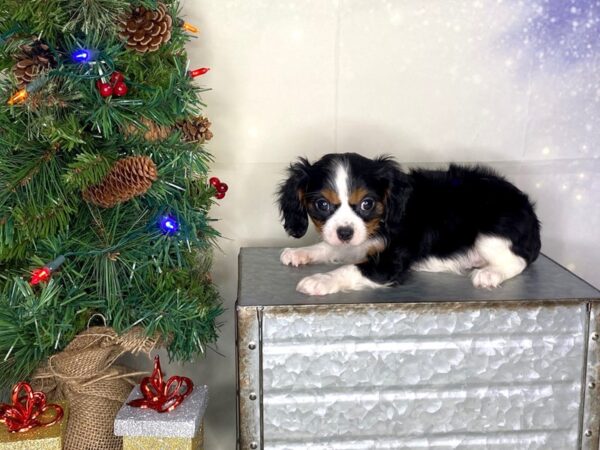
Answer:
[337,226,354,242]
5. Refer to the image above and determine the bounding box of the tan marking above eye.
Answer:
[320,188,340,205]
[349,187,369,205]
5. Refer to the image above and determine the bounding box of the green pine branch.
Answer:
[0,0,222,390]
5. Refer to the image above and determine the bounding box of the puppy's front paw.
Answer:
[471,268,503,289]
[281,248,313,267]
[297,273,341,296]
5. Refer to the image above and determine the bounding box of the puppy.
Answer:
[277,153,541,296]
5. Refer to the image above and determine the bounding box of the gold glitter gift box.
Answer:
[114,385,208,450]
[0,402,68,450]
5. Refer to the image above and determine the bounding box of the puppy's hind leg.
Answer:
[471,235,527,289]
[412,249,485,275]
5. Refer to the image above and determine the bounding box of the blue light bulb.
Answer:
[159,215,179,234]
[73,49,91,63]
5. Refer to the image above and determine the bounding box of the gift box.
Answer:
[114,384,208,450]
[0,402,68,450]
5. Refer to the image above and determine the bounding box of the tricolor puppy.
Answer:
[277,153,541,296]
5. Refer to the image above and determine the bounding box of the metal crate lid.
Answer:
[237,247,600,306]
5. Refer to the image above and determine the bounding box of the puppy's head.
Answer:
[278,153,411,246]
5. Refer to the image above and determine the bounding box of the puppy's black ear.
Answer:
[375,156,413,231]
[277,158,311,238]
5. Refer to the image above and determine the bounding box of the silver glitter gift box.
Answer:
[114,384,208,450]
[236,247,600,450]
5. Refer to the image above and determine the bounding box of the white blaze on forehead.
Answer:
[321,160,369,246]
[333,162,349,203]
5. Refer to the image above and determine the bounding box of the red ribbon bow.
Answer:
[128,356,193,413]
[0,382,63,433]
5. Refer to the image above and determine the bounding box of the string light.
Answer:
[178,19,199,33]
[7,75,48,106]
[188,67,210,78]
[7,88,28,105]
[30,267,51,285]
[72,49,92,63]
[159,215,179,234]
[29,255,66,286]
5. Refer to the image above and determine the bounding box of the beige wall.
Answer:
[156,1,600,448]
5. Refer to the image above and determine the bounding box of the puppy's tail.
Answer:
[523,217,541,265]
[511,203,542,265]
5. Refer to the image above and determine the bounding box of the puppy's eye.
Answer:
[315,198,330,212]
[360,198,374,211]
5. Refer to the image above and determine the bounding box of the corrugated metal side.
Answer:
[261,302,586,450]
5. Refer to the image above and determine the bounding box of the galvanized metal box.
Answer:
[236,247,600,450]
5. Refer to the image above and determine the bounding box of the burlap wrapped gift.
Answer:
[32,326,159,450]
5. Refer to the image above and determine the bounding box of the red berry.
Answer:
[98,83,113,97]
[96,79,103,89]
[110,71,124,84]
[113,81,128,97]
[216,182,228,194]
[215,192,226,200]
[209,177,220,187]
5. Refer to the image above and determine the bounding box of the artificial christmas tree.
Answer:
[0,1,223,447]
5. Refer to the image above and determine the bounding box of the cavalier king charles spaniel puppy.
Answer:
[277,153,541,296]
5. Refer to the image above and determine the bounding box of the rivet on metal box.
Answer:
[236,247,600,450]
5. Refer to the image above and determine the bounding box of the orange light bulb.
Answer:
[182,22,199,33]
[8,88,28,106]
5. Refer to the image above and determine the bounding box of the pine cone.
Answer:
[177,117,213,143]
[123,118,171,142]
[118,3,173,53]
[83,156,158,208]
[13,41,56,86]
